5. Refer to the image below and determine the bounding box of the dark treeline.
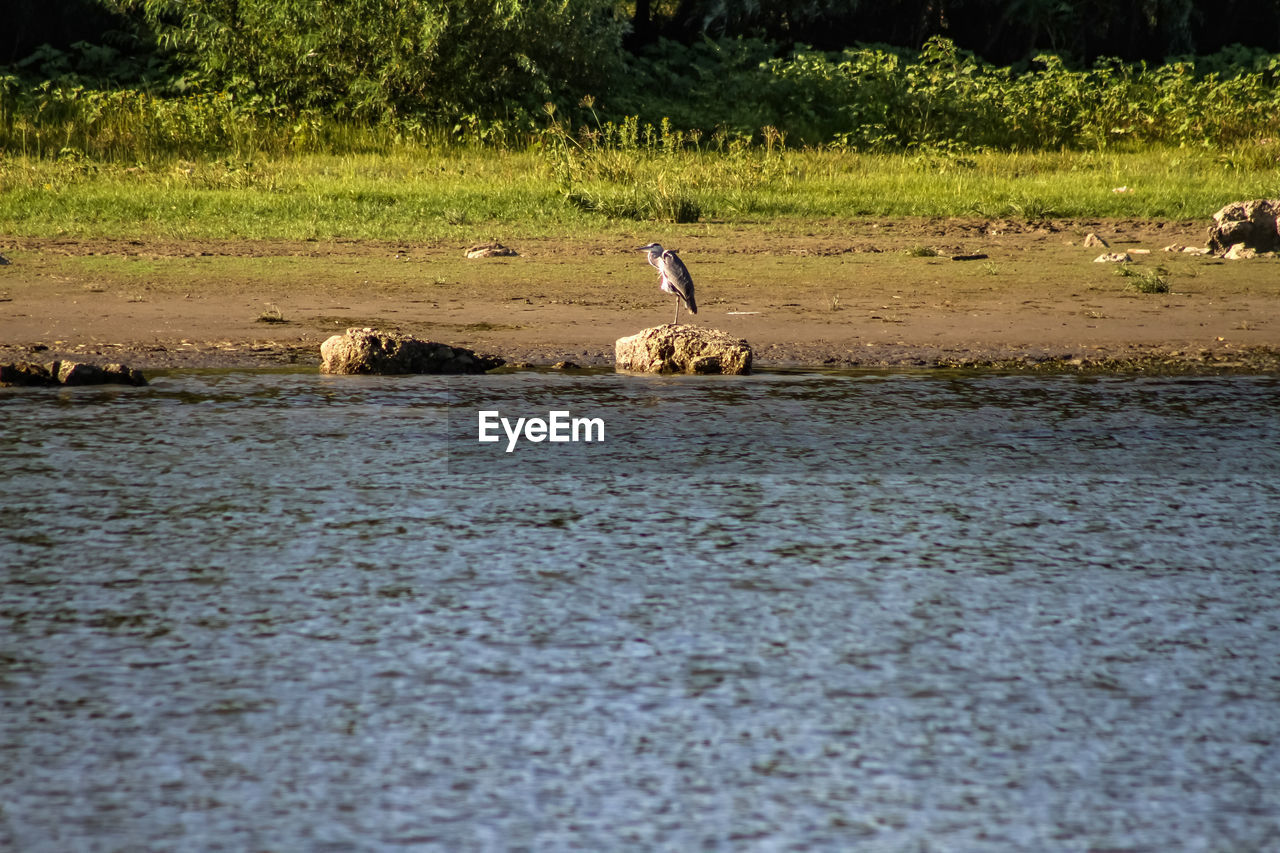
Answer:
[629,0,1280,64]
[6,1,125,66]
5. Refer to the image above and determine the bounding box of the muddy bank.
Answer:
[4,339,1277,376]
[3,218,1277,373]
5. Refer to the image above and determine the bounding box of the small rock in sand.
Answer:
[465,242,519,259]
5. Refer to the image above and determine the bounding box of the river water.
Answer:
[2,370,1279,851]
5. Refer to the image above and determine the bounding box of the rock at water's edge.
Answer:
[52,361,148,386]
[1207,199,1280,256]
[615,324,752,375]
[320,327,505,375]
[0,360,146,387]
[0,362,57,386]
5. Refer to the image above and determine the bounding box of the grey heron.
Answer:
[636,242,697,324]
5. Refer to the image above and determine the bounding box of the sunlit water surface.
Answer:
[2,370,1279,851]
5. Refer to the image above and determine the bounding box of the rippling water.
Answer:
[3,370,1279,851]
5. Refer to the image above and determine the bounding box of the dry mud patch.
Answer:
[2,218,1277,371]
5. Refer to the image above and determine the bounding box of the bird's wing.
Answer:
[661,251,696,314]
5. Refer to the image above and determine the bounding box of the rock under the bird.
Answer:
[615,324,752,375]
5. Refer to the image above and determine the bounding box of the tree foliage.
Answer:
[120,0,625,122]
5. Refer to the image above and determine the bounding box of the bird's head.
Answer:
[635,242,664,255]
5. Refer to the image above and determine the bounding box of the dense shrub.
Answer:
[610,37,1280,149]
[4,32,1279,158]
[120,0,625,123]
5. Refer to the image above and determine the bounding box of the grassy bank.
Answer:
[2,146,1278,241]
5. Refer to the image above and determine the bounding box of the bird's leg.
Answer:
[673,298,680,325]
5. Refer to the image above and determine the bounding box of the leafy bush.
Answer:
[611,36,1280,149]
[121,0,625,123]
[4,29,1280,159]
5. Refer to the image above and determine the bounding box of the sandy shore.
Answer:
[3,218,1278,372]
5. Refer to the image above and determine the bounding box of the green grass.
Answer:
[2,146,1277,240]
[1116,264,1172,293]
